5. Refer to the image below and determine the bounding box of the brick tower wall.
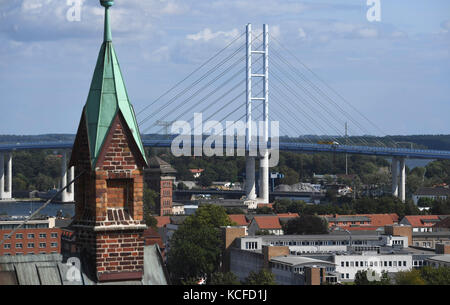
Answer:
[70,112,147,281]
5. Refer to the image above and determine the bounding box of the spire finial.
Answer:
[100,1,114,42]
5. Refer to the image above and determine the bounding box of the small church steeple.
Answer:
[69,0,148,282]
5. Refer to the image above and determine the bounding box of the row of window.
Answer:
[2,251,58,256]
[3,242,58,249]
[3,232,58,240]
[340,260,407,268]
[271,240,369,246]
[245,241,258,250]
[0,224,48,230]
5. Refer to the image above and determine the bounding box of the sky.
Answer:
[0,0,449,136]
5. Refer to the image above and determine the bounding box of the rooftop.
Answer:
[0,244,168,285]
[270,255,336,267]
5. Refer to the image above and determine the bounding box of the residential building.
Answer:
[412,186,450,204]
[0,218,61,256]
[412,231,450,249]
[400,215,446,232]
[248,216,283,235]
[323,213,399,231]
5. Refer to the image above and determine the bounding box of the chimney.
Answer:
[221,226,246,272]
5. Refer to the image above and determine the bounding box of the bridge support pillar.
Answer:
[0,152,13,200]
[259,154,269,203]
[67,165,75,202]
[391,158,399,197]
[399,158,406,203]
[61,150,69,202]
[245,156,256,200]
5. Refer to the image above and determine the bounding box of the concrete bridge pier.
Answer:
[391,158,399,197]
[399,158,406,203]
[0,152,13,200]
[245,156,256,200]
[391,157,406,203]
[259,153,269,203]
[61,150,74,202]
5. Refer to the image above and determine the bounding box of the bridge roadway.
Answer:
[1,139,450,160]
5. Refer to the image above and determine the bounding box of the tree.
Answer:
[226,207,245,214]
[143,187,159,215]
[243,269,276,285]
[167,205,232,284]
[284,215,328,235]
[209,272,241,285]
[354,270,390,285]
[420,266,450,285]
[394,269,426,285]
[255,206,273,214]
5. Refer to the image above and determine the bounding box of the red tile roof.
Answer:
[363,214,399,227]
[402,215,440,227]
[253,216,282,230]
[257,203,273,209]
[155,216,171,228]
[321,213,399,228]
[229,214,249,226]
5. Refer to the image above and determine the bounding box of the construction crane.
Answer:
[155,120,175,135]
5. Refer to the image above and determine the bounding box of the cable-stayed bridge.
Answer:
[1,24,449,204]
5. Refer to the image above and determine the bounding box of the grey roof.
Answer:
[414,187,450,196]
[426,255,450,264]
[270,255,336,267]
[326,216,371,222]
[55,218,73,228]
[146,156,177,174]
[412,231,450,237]
[0,245,169,285]
[254,233,381,242]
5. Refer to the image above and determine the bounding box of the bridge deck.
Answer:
[1,139,450,160]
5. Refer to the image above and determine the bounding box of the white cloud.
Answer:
[187,28,240,42]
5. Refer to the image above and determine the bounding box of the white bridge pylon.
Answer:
[245,23,269,204]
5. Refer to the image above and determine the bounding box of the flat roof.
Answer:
[427,255,450,264]
[270,255,336,266]
[254,234,381,242]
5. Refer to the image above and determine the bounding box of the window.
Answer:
[3,234,10,239]
[4,244,11,249]
[16,233,23,239]
[15,243,23,249]
[345,262,349,267]
[39,242,46,248]
[28,233,35,239]
[355,261,359,267]
[341,262,344,267]
[51,232,58,238]
[346,274,349,279]
[350,262,354,267]
[27,243,34,249]
[39,233,47,239]
[389,261,392,267]
[51,242,58,248]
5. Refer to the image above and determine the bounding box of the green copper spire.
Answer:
[83,0,148,168]
[101,0,113,42]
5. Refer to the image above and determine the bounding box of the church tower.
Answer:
[69,0,148,282]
